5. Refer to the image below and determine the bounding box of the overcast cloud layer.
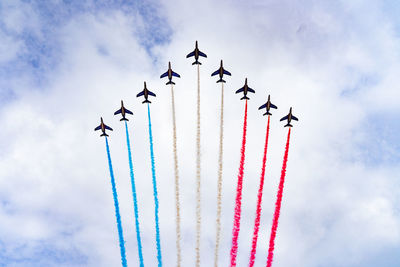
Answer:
[0,0,400,266]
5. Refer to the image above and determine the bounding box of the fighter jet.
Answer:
[186,41,207,65]
[235,78,255,100]
[280,107,298,127]
[160,62,181,85]
[211,60,231,83]
[114,100,133,121]
[94,117,113,137]
[258,95,278,116]
[137,81,156,104]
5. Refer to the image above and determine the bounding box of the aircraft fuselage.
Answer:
[243,85,249,96]
[288,112,292,123]
[219,67,223,79]
[121,107,126,118]
[168,69,172,80]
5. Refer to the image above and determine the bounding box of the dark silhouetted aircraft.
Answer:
[186,41,207,65]
[280,107,298,127]
[211,60,231,83]
[160,62,181,85]
[94,117,113,137]
[137,82,156,104]
[235,78,255,100]
[114,100,133,121]
[259,95,278,116]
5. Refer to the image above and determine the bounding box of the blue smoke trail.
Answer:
[147,103,163,267]
[105,137,128,267]
[124,121,144,267]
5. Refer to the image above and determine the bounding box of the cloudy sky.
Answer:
[1,0,400,266]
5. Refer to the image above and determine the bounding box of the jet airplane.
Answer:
[114,100,133,121]
[258,95,277,116]
[137,82,156,104]
[280,107,298,127]
[94,117,113,137]
[235,78,255,100]
[211,60,231,83]
[186,41,207,65]
[160,62,181,85]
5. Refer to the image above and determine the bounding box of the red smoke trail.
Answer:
[230,100,248,267]
[248,115,270,267]
[266,128,291,267]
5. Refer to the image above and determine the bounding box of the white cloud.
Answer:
[0,0,399,266]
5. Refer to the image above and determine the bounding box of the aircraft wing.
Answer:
[172,71,181,78]
[105,125,113,131]
[186,51,195,58]
[211,69,219,76]
[280,115,288,121]
[223,69,231,76]
[125,108,133,115]
[148,90,156,97]
[292,115,299,121]
[160,71,168,78]
[136,91,144,97]
[248,87,255,93]
[94,125,101,131]
[259,103,267,110]
[270,103,278,109]
[235,87,244,94]
[198,51,207,57]
[114,109,122,115]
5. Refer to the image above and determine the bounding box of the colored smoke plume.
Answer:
[147,104,163,267]
[214,82,225,267]
[266,128,291,267]
[105,137,128,267]
[124,121,144,267]
[248,115,270,267]
[170,84,182,267]
[230,100,248,267]
[195,64,202,267]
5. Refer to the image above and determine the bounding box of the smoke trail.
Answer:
[214,82,225,267]
[170,84,182,267]
[195,64,202,267]
[266,128,291,267]
[230,100,248,267]
[248,115,271,267]
[105,137,128,267]
[147,104,163,267]
[124,121,144,267]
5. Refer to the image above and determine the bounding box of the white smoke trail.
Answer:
[195,64,201,267]
[214,82,224,267]
[171,84,182,267]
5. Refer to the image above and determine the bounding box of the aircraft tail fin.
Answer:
[284,123,293,127]
[240,95,250,100]
[217,78,226,83]
[100,133,109,137]
[192,61,201,65]
[142,99,151,104]
[120,117,129,121]
[166,80,175,85]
